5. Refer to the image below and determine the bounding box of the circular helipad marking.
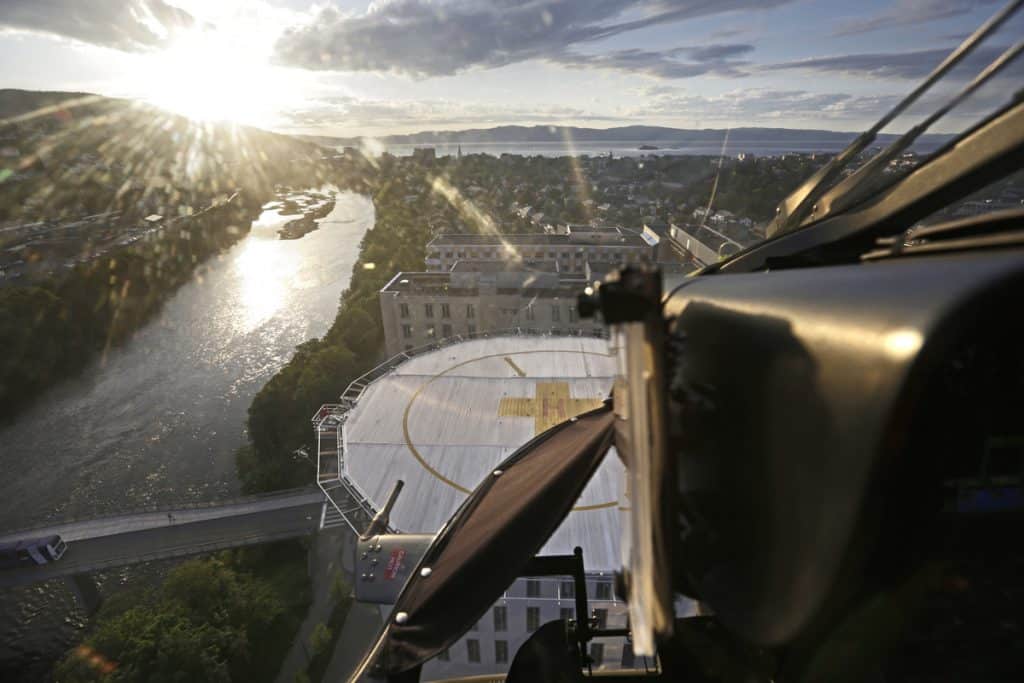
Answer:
[401,347,618,511]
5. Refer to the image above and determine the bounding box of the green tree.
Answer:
[55,558,287,683]
[309,623,332,659]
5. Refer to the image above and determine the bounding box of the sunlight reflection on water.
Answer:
[235,236,301,332]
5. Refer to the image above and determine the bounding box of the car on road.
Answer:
[0,535,68,569]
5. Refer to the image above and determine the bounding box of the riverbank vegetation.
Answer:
[54,541,311,683]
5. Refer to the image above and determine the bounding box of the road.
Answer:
[0,489,324,588]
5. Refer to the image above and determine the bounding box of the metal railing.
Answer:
[310,328,611,534]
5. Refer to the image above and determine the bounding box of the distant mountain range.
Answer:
[0,90,953,154]
[300,125,954,149]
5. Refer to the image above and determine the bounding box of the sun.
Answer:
[141,30,295,127]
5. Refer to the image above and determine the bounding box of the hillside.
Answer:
[0,89,324,223]
[303,124,954,149]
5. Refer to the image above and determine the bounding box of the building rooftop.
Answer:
[341,335,622,571]
[427,232,649,248]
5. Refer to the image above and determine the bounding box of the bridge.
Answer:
[0,487,327,590]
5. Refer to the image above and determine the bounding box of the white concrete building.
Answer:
[379,269,605,356]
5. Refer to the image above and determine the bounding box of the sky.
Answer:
[0,0,1020,138]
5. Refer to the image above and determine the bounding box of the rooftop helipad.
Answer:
[341,335,623,571]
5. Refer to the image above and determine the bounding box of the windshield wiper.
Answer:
[765,0,1024,238]
[814,39,1024,221]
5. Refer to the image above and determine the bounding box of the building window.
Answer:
[621,642,635,668]
[551,305,560,322]
[526,606,541,632]
[568,307,577,323]
[466,304,476,318]
[560,607,575,623]
[399,303,410,318]
[590,643,605,667]
[595,581,612,600]
[425,303,434,318]
[493,605,507,632]
[438,648,450,662]
[593,608,608,629]
[402,324,412,339]
[468,324,477,335]
[560,580,575,599]
[525,305,535,321]
[445,251,453,258]
[467,639,480,663]
[442,324,453,338]
[441,303,451,318]
[495,640,509,664]
[526,579,541,597]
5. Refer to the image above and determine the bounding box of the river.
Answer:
[0,189,374,680]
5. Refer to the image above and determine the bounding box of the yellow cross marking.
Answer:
[503,356,526,377]
[498,382,604,435]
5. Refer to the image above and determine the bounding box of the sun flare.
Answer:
[141,30,295,127]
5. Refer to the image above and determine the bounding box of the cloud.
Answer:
[553,44,753,79]
[0,0,195,51]
[631,82,1010,126]
[760,45,1012,80]
[834,0,1000,36]
[273,0,793,76]
[630,88,902,121]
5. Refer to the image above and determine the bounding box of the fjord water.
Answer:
[0,190,373,679]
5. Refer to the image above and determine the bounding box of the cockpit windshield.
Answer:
[1,2,1022,682]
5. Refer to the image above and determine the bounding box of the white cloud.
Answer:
[834,0,1000,36]
[273,0,792,76]
[0,0,195,51]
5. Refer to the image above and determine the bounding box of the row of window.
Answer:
[464,601,610,634]
[439,636,620,667]
[401,323,476,339]
[401,324,603,343]
[399,302,576,322]
[400,302,473,319]
[438,638,508,664]
[524,578,612,600]
[429,248,647,262]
